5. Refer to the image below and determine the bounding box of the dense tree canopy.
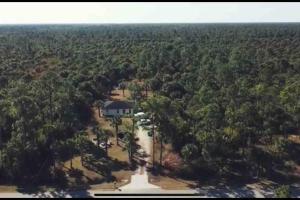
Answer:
[0,23,300,184]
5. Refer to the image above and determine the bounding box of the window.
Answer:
[124,109,126,113]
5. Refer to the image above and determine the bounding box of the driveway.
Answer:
[119,125,158,191]
[2,183,300,198]
[135,126,152,163]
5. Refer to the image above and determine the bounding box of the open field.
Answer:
[0,186,18,193]
[149,175,197,190]
[109,89,131,101]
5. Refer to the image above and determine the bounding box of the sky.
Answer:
[0,2,300,24]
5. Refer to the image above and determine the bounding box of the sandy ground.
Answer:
[136,126,152,163]
[120,125,159,190]
[2,184,300,198]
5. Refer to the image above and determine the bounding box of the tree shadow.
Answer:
[290,184,300,198]
[200,185,256,198]
[16,185,47,195]
[288,142,300,165]
[68,168,89,188]
[16,168,69,196]
[30,189,92,198]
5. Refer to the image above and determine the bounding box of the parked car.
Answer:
[93,139,112,148]
[134,112,145,118]
[140,118,151,123]
[137,149,147,157]
[99,142,106,149]
[141,120,151,126]
[144,125,157,130]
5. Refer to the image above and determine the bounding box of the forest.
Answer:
[0,23,299,186]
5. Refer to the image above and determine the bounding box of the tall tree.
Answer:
[111,116,122,146]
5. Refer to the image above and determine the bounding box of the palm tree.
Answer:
[124,131,135,164]
[0,103,5,170]
[40,72,60,125]
[0,126,3,171]
[92,126,101,148]
[143,95,171,169]
[119,82,126,97]
[159,132,163,168]
[111,116,122,146]
[74,132,87,166]
[151,114,156,167]
[101,129,112,157]
[144,80,150,98]
[66,138,76,169]
[92,126,111,156]
[95,99,104,118]
[124,118,136,165]
[128,82,142,102]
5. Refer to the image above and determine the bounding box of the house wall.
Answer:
[101,108,133,117]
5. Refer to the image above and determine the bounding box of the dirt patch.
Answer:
[109,89,131,101]
[148,174,197,190]
[62,157,104,186]
[0,186,18,193]
[108,142,130,163]
[289,135,300,144]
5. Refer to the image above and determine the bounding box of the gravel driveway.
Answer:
[120,125,159,190]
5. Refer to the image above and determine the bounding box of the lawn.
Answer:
[149,175,197,190]
[109,89,131,101]
[62,156,104,187]
[0,186,18,193]
[109,81,154,102]
[59,97,136,190]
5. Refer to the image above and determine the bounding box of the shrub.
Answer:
[163,153,183,172]
[273,137,291,157]
[275,185,290,198]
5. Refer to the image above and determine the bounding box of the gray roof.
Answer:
[103,100,133,110]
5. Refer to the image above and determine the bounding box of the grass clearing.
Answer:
[0,186,18,193]
[149,175,197,190]
[75,100,135,190]
[62,156,104,186]
[110,89,131,101]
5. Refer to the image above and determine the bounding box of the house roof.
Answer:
[103,100,133,110]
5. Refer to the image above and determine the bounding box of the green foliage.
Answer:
[275,185,290,198]
[273,137,291,155]
[181,144,198,161]
[0,24,300,184]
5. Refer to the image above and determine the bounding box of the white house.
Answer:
[101,100,134,117]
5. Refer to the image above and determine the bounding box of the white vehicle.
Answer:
[140,118,151,125]
[99,142,106,149]
[145,125,157,129]
[134,112,145,117]
[93,138,112,149]
[100,140,112,149]
[137,149,147,157]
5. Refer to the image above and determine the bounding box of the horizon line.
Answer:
[0,22,300,26]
